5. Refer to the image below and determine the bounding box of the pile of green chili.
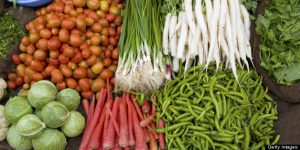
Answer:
[156,65,279,150]
[0,12,25,59]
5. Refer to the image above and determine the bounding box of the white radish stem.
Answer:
[185,0,197,36]
[172,58,179,72]
[218,0,228,49]
[163,13,172,55]
[195,0,209,61]
[169,15,178,57]
[240,4,251,41]
[204,0,213,29]
[176,12,188,59]
[197,28,204,65]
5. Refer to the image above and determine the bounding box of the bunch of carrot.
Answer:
[79,89,165,150]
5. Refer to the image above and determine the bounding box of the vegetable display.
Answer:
[32,128,67,150]
[4,96,33,124]
[256,0,300,85]
[16,114,46,138]
[162,0,253,81]
[79,90,160,150]
[0,12,25,59]
[57,88,81,111]
[6,125,33,150]
[61,111,85,137]
[6,0,124,99]
[115,0,165,93]
[0,105,9,141]
[156,65,279,149]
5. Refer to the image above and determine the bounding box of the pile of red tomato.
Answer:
[7,0,123,98]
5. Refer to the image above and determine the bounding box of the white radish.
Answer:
[184,0,197,37]
[175,12,183,34]
[204,0,213,29]
[206,0,221,70]
[228,0,237,47]
[221,35,238,81]
[176,12,188,59]
[169,15,178,57]
[172,58,180,72]
[163,13,172,55]
[240,4,251,41]
[195,0,209,60]
[197,28,205,65]
[218,0,228,49]
[233,0,249,71]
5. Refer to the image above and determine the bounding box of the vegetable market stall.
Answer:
[0,0,300,149]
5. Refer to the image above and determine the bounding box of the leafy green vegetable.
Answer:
[241,0,260,19]
[4,96,33,124]
[32,128,67,150]
[7,125,32,150]
[0,12,25,59]
[256,0,300,85]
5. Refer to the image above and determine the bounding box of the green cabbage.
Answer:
[57,88,81,111]
[16,114,46,138]
[61,111,85,137]
[27,80,57,109]
[34,109,43,119]
[41,101,70,128]
[4,96,33,124]
[7,125,32,150]
[32,128,67,150]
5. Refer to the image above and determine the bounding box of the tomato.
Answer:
[114,15,122,26]
[21,36,30,46]
[90,34,101,45]
[112,60,118,65]
[109,5,120,15]
[58,54,70,64]
[82,48,91,58]
[64,4,74,14]
[34,50,47,61]
[30,60,44,72]
[102,58,112,67]
[100,1,109,12]
[59,28,70,42]
[29,33,40,44]
[70,34,83,47]
[66,78,77,89]
[108,27,117,36]
[106,13,116,23]
[32,72,44,81]
[87,68,97,79]
[61,19,76,30]
[44,65,56,76]
[23,83,30,90]
[48,37,62,50]
[100,69,113,79]
[108,64,117,73]
[7,80,16,89]
[81,91,93,99]
[8,73,17,81]
[68,62,77,70]
[101,27,108,36]
[16,64,26,77]
[56,82,66,91]
[91,78,105,92]
[89,45,102,56]
[11,54,21,65]
[98,19,109,27]
[71,52,83,63]
[73,67,88,79]
[25,67,35,78]
[52,2,65,13]
[86,55,97,66]
[40,29,52,39]
[19,44,27,52]
[51,28,59,35]
[50,50,60,59]
[63,46,75,57]
[36,24,45,32]
[109,36,117,46]
[91,62,104,74]
[85,30,94,38]
[104,48,112,58]
[88,11,100,21]
[85,17,94,26]
[36,39,48,51]
[24,55,33,66]
[24,75,32,84]
[48,58,60,66]
[79,78,90,91]
[76,17,87,31]
[51,69,64,83]
[100,35,109,46]
[71,29,83,35]
[91,23,102,33]
[61,65,73,77]
[48,16,61,28]
[80,42,89,50]
[74,0,87,8]
[87,0,99,10]
[112,48,118,60]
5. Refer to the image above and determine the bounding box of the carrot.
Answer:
[125,93,135,147]
[124,147,130,150]
[113,133,122,150]
[87,96,96,126]
[102,99,113,147]
[132,101,144,120]
[158,119,165,150]
[119,94,129,147]
[142,100,150,113]
[144,128,150,143]
[149,122,159,140]
[79,89,107,150]
[82,99,89,116]
[149,133,158,150]
[130,99,148,150]
[106,98,120,136]
[103,97,120,149]
[140,115,155,127]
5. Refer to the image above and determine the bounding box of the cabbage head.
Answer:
[57,88,80,111]
[41,101,70,128]
[4,96,33,124]
[34,109,42,119]
[7,125,32,150]
[17,114,46,138]
[27,80,57,109]
[61,111,85,137]
[32,128,66,150]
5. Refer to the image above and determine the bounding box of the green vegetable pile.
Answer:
[0,12,25,59]
[4,80,85,150]
[256,0,300,85]
[156,65,279,149]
